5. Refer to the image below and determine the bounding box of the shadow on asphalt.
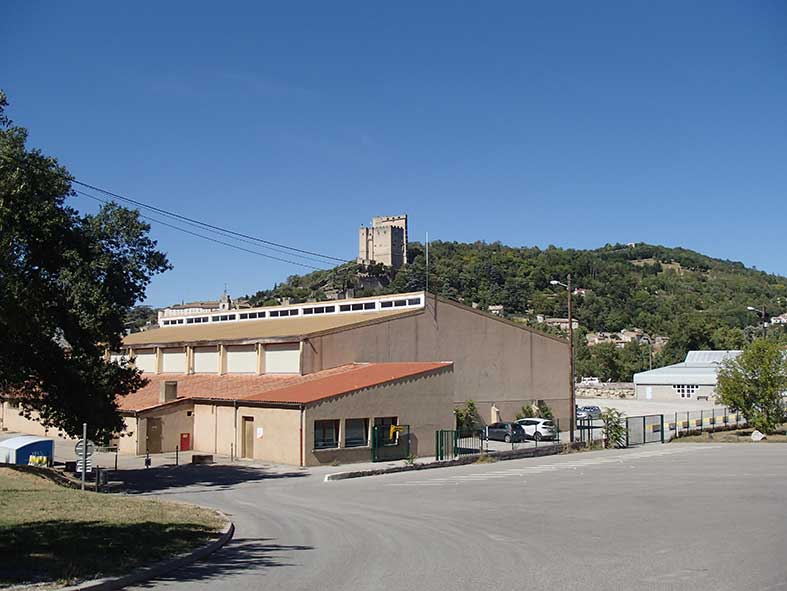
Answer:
[136,539,314,586]
[112,464,307,494]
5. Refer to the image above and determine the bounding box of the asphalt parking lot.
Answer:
[127,443,787,591]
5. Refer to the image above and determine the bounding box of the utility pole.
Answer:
[425,231,429,294]
[81,422,87,491]
[567,274,575,442]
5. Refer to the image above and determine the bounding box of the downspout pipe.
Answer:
[233,400,238,461]
[300,405,305,467]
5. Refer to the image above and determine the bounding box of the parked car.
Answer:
[482,422,527,443]
[576,407,589,420]
[577,405,602,420]
[515,418,556,441]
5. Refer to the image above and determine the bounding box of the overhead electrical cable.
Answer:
[74,190,322,270]
[71,179,347,263]
[74,188,332,266]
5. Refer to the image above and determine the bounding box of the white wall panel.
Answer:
[264,343,300,374]
[226,345,257,374]
[134,350,156,373]
[161,348,186,373]
[193,347,219,373]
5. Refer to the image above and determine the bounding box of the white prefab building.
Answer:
[633,350,741,402]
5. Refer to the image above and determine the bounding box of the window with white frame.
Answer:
[344,418,369,447]
[314,420,339,449]
[672,384,699,398]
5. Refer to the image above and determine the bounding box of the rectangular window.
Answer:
[374,416,399,445]
[270,310,280,317]
[211,316,220,321]
[381,301,393,308]
[220,315,229,321]
[186,318,194,324]
[345,419,369,447]
[364,302,376,310]
[324,306,335,313]
[339,304,351,312]
[228,314,237,320]
[394,299,406,307]
[351,303,363,311]
[303,308,314,315]
[240,313,248,319]
[407,297,421,305]
[314,420,340,449]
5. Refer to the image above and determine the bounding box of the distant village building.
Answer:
[158,292,250,326]
[358,214,408,269]
[770,313,787,326]
[536,315,579,332]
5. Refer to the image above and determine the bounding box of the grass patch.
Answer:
[673,424,787,444]
[474,453,497,464]
[0,467,224,587]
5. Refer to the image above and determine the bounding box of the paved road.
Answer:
[128,444,787,591]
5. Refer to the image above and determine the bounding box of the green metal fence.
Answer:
[371,424,410,462]
[625,414,665,446]
[435,429,484,461]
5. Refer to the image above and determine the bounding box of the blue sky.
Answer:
[3,2,786,306]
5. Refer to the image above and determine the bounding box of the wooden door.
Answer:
[242,417,254,459]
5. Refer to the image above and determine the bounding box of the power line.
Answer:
[71,179,347,263]
[74,188,332,266]
[74,190,322,270]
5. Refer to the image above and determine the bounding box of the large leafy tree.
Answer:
[0,91,170,440]
[716,339,787,434]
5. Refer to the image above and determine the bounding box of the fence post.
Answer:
[643,416,646,444]
[625,418,629,448]
[660,415,664,443]
[175,444,179,466]
[700,410,704,432]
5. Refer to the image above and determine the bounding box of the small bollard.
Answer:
[144,451,151,468]
[175,445,179,466]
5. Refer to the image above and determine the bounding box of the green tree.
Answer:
[454,400,479,431]
[716,339,787,434]
[0,91,170,441]
[600,408,626,448]
[515,402,535,419]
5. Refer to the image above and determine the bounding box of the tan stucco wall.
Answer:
[192,402,301,465]
[135,402,194,454]
[117,416,139,454]
[302,295,571,428]
[303,366,454,466]
[0,402,58,437]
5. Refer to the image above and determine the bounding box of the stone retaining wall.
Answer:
[576,382,635,400]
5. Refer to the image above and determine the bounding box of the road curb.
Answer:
[324,442,584,481]
[56,512,235,591]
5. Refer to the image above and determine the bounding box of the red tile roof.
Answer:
[118,362,452,412]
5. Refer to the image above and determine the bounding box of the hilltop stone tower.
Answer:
[358,214,408,269]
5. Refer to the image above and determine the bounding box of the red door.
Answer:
[179,432,191,451]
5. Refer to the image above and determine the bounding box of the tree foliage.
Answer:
[599,408,626,448]
[0,91,171,440]
[454,400,479,431]
[716,340,787,434]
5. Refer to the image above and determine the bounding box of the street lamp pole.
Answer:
[567,274,575,442]
[551,276,575,442]
[747,305,767,339]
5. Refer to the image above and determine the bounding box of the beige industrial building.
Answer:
[358,214,408,269]
[1,291,570,466]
